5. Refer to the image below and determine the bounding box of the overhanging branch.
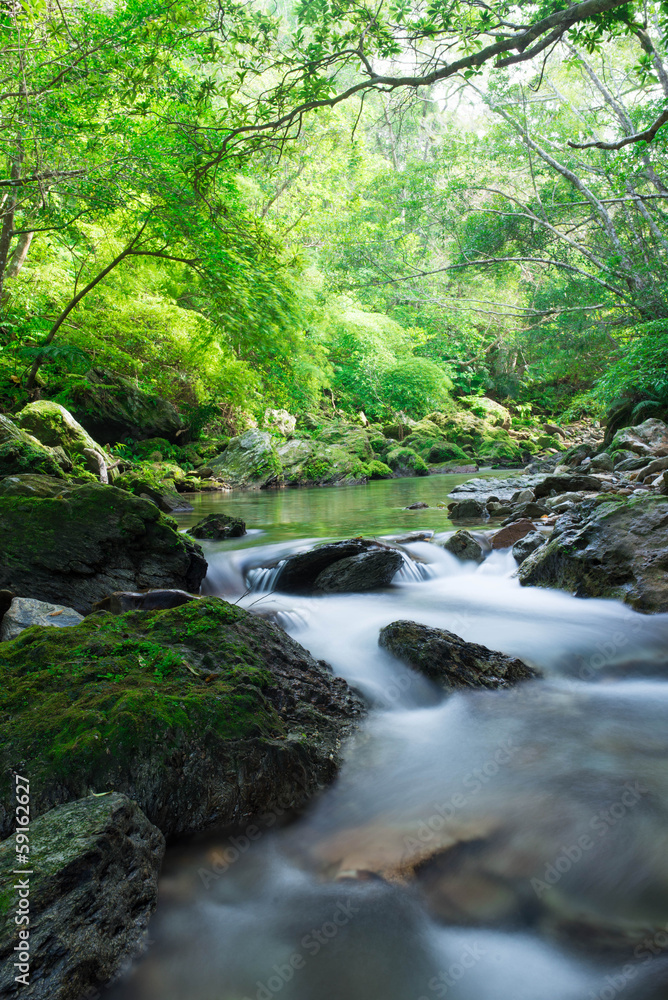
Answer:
[568,109,668,150]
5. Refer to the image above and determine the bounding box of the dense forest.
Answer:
[1,0,666,447]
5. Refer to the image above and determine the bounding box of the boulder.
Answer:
[461,395,511,429]
[405,502,429,510]
[0,476,206,614]
[533,474,603,498]
[610,418,668,456]
[518,496,668,611]
[589,451,614,472]
[512,530,547,564]
[263,407,296,437]
[273,539,383,593]
[502,501,550,522]
[449,499,488,520]
[442,530,486,563]
[1,597,83,641]
[0,414,69,480]
[0,793,164,1000]
[491,519,537,550]
[0,597,364,839]
[67,368,186,444]
[187,513,246,539]
[378,620,537,692]
[91,589,197,614]
[114,465,193,513]
[386,446,429,477]
[314,549,404,593]
[208,429,281,487]
[14,400,115,479]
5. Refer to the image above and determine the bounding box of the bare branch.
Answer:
[568,109,668,149]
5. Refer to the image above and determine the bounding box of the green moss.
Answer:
[364,460,393,479]
[426,441,469,463]
[0,439,66,479]
[386,446,430,476]
[0,599,282,800]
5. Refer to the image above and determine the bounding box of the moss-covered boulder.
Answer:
[0,415,69,480]
[14,400,115,480]
[387,447,429,477]
[0,598,364,839]
[187,513,246,539]
[208,429,281,487]
[0,476,206,613]
[518,496,668,611]
[115,461,193,513]
[0,793,164,1000]
[65,367,186,444]
[460,395,511,429]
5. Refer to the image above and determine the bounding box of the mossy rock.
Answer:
[62,367,186,445]
[426,441,469,464]
[0,597,364,839]
[460,396,511,429]
[386,447,429,477]
[364,460,393,480]
[0,476,206,613]
[115,461,192,513]
[208,429,282,487]
[0,415,69,480]
[14,400,116,479]
[187,513,246,539]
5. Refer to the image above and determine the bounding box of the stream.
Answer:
[113,475,668,1000]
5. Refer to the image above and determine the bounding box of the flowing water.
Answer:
[113,476,668,1000]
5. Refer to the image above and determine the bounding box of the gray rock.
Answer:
[510,488,535,503]
[70,367,186,444]
[442,530,486,563]
[14,400,115,479]
[91,589,197,614]
[378,620,537,692]
[1,597,83,641]
[263,407,296,436]
[314,549,404,592]
[512,530,547,564]
[589,452,614,472]
[502,501,550,523]
[611,419,668,457]
[533,474,603,498]
[0,793,164,1000]
[449,498,488,520]
[518,496,668,612]
[0,476,206,614]
[614,455,653,471]
[208,429,280,487]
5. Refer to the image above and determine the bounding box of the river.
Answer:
[111,474,668,1000]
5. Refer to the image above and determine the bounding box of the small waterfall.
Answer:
[246,562,284,593]
[395,554,434,583]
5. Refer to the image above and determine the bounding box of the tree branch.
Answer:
[567,109,668,149]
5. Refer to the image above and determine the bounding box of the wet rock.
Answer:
[69,367,186,444]
[91,589,197,614]
[378,620,537,692]
[14,400,115,480]
[0,793,164,1000]
[502,501,550,522]
[274,539,383,593]
[449,498,488,520]
[442,530,486,563]
[510,487,535,504]
[0,414,69,479]
[314,549,404,593]
[187,513,246,539]
[487,502,514,517]
[0,597,364,839]
[633,456,668,482]
[405,502,429,509]
[207,429,280,488]
[533,474,603,498]
[512,531,547,564]
[562,443,596,467]
[1,597,83,641]
[518,496,668,612]
[263,407,296,437]
[0,476,206,614]
[491,519,537,549]
[611,418,668,456]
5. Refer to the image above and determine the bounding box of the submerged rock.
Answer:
[378,620,537,692]
[0,793,164,1000]
[518,496,668,612]
[187,512,246,539]
[442,529,486,563]
[0,597,364,839]
[314,549,404,593]
[0,596,83,641]
[0,476,206,614]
